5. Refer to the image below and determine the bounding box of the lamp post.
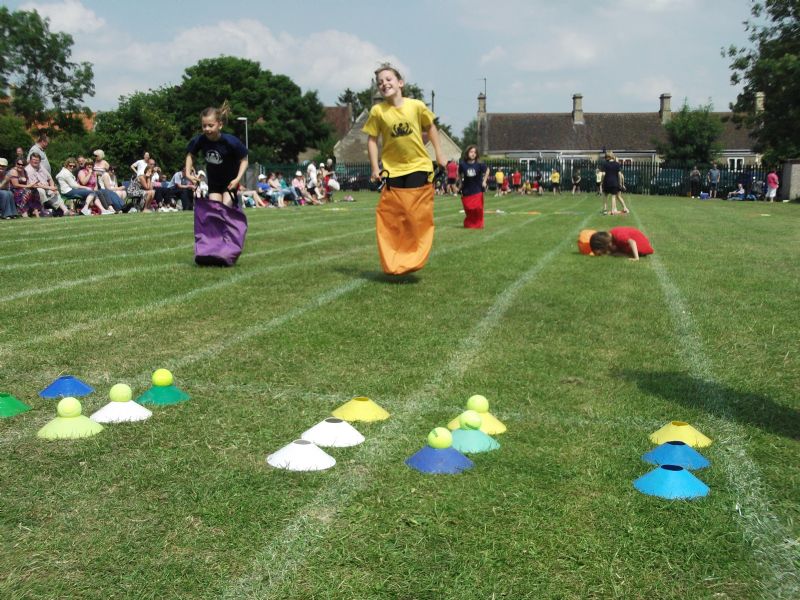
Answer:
[236,116,249,149]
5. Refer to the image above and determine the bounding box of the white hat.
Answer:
[0,158,7,167]
[319,163,324,167]
[295,170,302,177]
[197,170,206,178]
[93,149,105,159]
[258,174,266,180]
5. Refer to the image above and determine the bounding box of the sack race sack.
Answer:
[194,198,248,266]
[461,192,484,229]
[375,184,434,275]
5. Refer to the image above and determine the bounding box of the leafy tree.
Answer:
[338,82,426,119]
[656,101,724,165]
[0,113,32,159]
[168,57,330,163]
[0,7,94,125]
[93,89,184,171]
[461,119,478,148]
[725,0,800,163]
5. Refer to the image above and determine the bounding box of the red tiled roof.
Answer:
[324,106,352,140]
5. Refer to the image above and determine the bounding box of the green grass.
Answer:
[0,192,798,599]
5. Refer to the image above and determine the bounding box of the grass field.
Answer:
[1,192,798,599]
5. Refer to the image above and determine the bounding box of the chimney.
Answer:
[755,91,765,113]
[659,93,672,124]
[572,93,584,125]
[477,92,488,156]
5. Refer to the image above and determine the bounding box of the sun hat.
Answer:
[93,149,105,159]
[258,174,267,180]
[0,158,7,166]
[295,170,302,177]
[197,170,206,178]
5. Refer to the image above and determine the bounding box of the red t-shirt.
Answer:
[446,162,458,179]
[610,227,653,256]
[512,171,522,185]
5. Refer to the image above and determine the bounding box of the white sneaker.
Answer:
[101,208,115,215]
[128,207,138,213]
[80,206,91,216]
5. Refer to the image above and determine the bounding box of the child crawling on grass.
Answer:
[589,227,653,261]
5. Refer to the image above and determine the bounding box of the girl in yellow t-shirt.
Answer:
[362,63,445,275]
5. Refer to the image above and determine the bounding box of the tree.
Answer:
[0,7,94,126]
[0,113,32,158]
[168,57,330,163]
[461,119,478,148]
[656,101,724,165]
[726,0,800,163]
[93,89,184,170]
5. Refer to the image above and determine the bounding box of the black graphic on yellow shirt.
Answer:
[391,122,412,138]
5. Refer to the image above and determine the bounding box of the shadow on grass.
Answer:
[619,369,800,441]
[333,266,420,285]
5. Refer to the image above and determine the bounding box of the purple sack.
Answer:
[194,198,248,266]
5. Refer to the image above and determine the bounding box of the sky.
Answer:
[11,0,756,137]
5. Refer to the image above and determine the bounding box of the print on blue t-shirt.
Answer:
[458,160,487,196]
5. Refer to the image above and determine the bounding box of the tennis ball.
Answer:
[459,410,483,430]
[427,427,452,449]
[57,397,82,418]
[152,369,173,387]
[109,383,132,403]
[466,394,489,413]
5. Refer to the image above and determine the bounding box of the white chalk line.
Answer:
[220,212,590,599]
[631,211,799,598]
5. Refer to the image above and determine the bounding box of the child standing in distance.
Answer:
[589,227,653,261]
[186,102,249,266]
[186,102,248,207]
[601,151,629,215]
[571,170,582,195]
[363,63,445,275]
[458,145,489,229]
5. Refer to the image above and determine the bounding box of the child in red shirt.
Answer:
[589,227,653,261]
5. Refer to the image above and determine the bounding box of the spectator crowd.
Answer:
[0,134,347,220]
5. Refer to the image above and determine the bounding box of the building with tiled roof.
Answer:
[477,93,759,170]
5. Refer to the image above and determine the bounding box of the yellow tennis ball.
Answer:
[109,383,132,403]
[57,397,82,418]
[427,427,452,449]
[459,410,483,430]
[152,369,173,387]
[466,394,489,413]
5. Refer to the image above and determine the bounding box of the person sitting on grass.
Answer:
[589,227,653,261]
[727,183,746,200]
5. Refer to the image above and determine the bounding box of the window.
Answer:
[728,157,744,171]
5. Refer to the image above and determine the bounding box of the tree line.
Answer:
[1,2,798,170]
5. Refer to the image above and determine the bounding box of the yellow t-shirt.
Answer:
[550,171,560,184]
[495,171,505,184]
[362,98,435,177]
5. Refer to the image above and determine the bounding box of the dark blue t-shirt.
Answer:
[458,160,487,196]
[603,160,621,189]
[186,132,247,187]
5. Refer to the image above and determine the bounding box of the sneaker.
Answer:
[80,205,92,216]
[128,207,138,213]
[101,208,115,215]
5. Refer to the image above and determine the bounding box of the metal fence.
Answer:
[256,160,771,198]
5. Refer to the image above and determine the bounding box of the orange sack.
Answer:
[376,184,435,275]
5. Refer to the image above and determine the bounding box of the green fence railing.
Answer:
[256,161,771,198]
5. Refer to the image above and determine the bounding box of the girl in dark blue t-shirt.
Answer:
[457,145,489,229]
[185,101,248,207]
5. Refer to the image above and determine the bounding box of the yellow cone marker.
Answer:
[649,421,712,448]
[331,396,389,422]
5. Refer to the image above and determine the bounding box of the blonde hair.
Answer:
[374,63,403,83]
[201,100,231,125]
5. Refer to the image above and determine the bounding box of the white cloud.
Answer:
[480,46,507,66]
[513,32,600,72]
[621,76,677,104]
[20,0,106,33]
[615,0,693,12]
